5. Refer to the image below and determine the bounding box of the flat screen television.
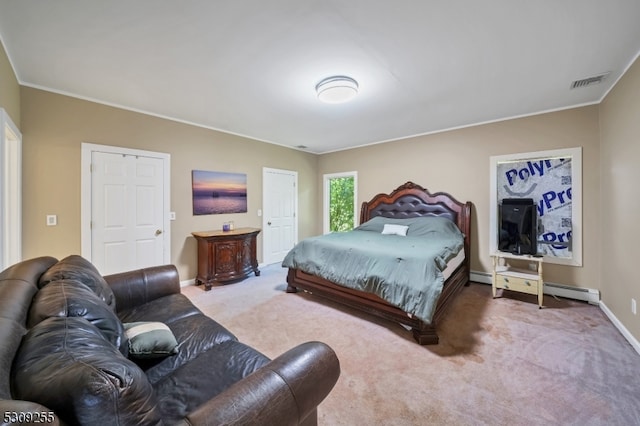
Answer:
[498,198,537,255]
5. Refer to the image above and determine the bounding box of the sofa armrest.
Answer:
[104,265,181,313]
[182,341,340,426]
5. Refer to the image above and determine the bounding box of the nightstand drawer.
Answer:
[495,275,539,295]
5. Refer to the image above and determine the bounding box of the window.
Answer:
[323,172,357,234]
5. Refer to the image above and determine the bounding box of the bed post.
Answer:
[286,269,298,293]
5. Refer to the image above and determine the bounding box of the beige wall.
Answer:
[318,106,601,290]
[0,40,20,126]
[599,56,640,340]
[20,87,319,280]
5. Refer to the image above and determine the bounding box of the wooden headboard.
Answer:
[359,181,472,267]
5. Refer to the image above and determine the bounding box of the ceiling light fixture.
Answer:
[315,76,359,104]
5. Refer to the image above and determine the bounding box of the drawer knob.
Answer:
[525,281,531,286]
[503,277,509,283]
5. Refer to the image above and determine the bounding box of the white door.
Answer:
[90,151,166,275]
[263,168,297,265]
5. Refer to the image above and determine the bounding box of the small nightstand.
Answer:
[492,252,544,308]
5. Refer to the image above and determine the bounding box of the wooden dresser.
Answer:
[192,227,261,290]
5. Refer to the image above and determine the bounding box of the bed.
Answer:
[283,181,472,345]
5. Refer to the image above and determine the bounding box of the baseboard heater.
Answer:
[470,271,600,305]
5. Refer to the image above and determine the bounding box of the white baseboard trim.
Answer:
[470,271,492,285]
[184,269,602,304]
[181,279,195,288]
[470,270,600,305]
[181,262,271,288]
[599,301,640,356]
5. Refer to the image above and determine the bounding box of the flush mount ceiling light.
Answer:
[315,76,359,104]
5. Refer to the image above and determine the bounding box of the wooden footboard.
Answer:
[286,264,469,345]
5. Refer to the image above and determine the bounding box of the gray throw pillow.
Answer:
[124,321,179,359]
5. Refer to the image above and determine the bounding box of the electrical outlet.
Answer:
[632,298,637,316]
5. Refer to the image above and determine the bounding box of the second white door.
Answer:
[263,168,297,265]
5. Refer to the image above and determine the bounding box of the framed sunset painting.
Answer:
[192,170,247,215]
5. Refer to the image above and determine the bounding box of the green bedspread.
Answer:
[282,216,464,324]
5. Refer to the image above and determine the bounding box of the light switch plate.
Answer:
[46,215,57,226]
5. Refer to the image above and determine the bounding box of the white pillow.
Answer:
[381,223,409,236]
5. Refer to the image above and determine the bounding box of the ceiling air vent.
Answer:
[570,72,610,89]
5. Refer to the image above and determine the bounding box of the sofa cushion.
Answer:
[38,255,116,310]
[153,340,270,423]
[140,313,238,384]
[12,316,163,426]
[117,293,202,324]
[28,280,128,355]
[124,321,179,359]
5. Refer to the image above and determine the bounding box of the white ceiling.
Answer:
[1,1,639,154]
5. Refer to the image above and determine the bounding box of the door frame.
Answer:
[262,167,298,264]
[80,143,171,266]
[0,109,22,269]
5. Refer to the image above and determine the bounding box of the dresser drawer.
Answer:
[495,274,539,295]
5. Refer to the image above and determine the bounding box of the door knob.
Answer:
[155,229,163,236]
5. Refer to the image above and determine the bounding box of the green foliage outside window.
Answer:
[329,176,355,232]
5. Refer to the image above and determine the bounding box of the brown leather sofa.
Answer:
[0,256,340,426]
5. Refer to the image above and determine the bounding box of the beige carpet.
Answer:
[182,264,640,426]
